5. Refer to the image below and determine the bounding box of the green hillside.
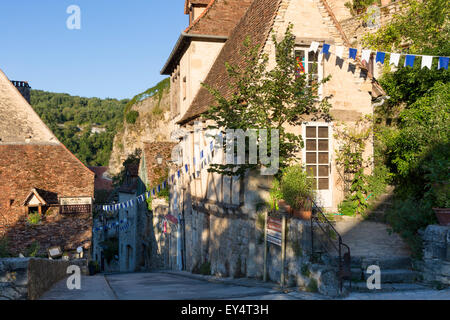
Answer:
[30,90,128,166]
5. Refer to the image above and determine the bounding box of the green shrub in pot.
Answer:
[280,165,314,211]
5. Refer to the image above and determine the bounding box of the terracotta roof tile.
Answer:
[179,0,283,124]
[185,0,253,37]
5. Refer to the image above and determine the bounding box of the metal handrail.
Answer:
[309,197,351,293]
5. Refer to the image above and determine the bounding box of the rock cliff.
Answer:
[108,83,174,175]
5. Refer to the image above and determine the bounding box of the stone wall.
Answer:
[183,203,341,296]
[0,258,87,300]
[422,225,450,285]
[339,1,405,46]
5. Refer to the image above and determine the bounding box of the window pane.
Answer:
[318,127,328,138]
[318,178,329,190]
[308,51,318,62]
[306,152,317,164]
[306,165,316,177]
[306,139,317,151]
[318,139,328,151]
[308,178,318,190]
[318,165,328,177]
[318,152,328,164]
[306,127,316,138]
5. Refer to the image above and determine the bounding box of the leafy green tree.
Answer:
[30,90,128,166]
[203,24,331,177]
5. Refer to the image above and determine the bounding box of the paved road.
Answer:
[40,271,450,300]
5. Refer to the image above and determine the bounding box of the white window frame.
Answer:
[294,46,324,98]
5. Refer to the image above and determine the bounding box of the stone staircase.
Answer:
[344,256,429,293]
[325,215,432,293]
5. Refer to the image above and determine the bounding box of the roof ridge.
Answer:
[0,68,94,176]
[316,0,385,96]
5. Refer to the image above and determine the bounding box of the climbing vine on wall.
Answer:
[334,116,374,215]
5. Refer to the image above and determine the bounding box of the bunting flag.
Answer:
[375,51,386,64]
[421,55,433,69]
[438,57,449,70]
[309,41,320,53]
[322,43,330,55]
[349,48,357,60]
[389,53,400,67]
[405,55,415,67]
[185,164,189,173]
[335,46,344,59]
[361,49,371,63]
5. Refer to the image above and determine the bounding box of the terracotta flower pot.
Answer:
[292,208,312,220]
[433,208,450,226]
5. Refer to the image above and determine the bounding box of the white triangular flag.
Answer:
[335,46,344,59]
[389,53,400,67]
[308,41,320,53]
[361,49,371,63]
[421,55,433,69]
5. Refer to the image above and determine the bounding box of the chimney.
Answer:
[11,80,31,104]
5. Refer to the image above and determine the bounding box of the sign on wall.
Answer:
[59,197,92,214]
[266,216,282,247]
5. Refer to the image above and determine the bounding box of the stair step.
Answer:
[334,256,412,270]
[349,268,419,283]
[346,282,429,293]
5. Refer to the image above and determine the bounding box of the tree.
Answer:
[203,24,332,177]
[362,0,450,108]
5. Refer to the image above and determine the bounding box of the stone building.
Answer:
[92,142,177,272]
[0,68,95,256]
[158,0,394,287]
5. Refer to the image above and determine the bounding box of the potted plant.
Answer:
[280,165,314,220]
[432,183,450,226]
[269,178,291,213]
[88,260,99,275]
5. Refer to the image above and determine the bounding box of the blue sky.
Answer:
[0,1,187,100]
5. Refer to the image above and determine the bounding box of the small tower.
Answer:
[11,80,31,104]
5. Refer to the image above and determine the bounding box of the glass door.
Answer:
[303,123,333,208]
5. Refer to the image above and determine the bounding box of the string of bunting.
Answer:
[94,218,130,232]
[307,41,449,70]
[97,137,218,212]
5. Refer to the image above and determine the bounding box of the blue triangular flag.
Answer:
[200,150,204,159]
[210,141,214,151]
[375,51,385,64]
[171,175,174,182]
[157,185,161,193]
[177,170,180,178]
[185,164,189,173]
[152,189,156,196]
[405,55,415,67]
[322,43,330,54]
[438,57,449,70]
[349,48,357,59]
